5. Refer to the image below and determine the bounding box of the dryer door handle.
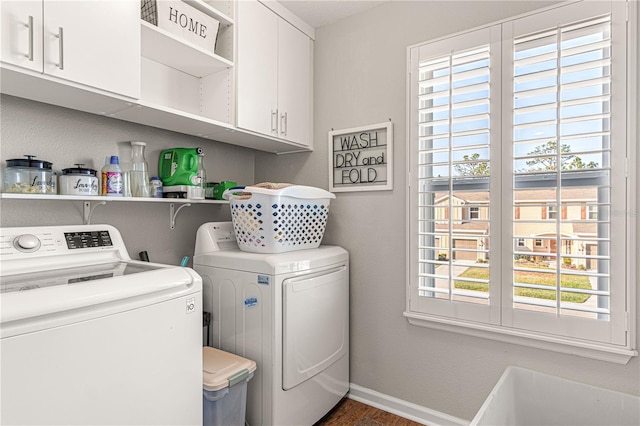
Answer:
[284,266,347,291]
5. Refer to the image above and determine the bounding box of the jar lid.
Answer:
[62,164,97,176]
[6,155,53,170]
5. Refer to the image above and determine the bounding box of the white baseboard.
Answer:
[347,383,469,426]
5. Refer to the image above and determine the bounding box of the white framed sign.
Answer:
[328,122,393,192]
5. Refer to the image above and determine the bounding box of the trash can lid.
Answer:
[203,347,257,392]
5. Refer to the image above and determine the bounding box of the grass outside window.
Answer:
[455,265,592,303]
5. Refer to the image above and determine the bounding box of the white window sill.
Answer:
[404,311,637,364]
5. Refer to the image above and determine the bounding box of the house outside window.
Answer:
[406,0,636,362]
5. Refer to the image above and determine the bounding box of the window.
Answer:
[406,1,636,362]
[469,207,480,220]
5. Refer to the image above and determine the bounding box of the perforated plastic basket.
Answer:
[224,185,336,253]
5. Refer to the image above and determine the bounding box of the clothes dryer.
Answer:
[194,222,349,426]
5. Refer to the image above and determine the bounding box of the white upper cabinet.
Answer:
[1,0,140,99]
[277,18,312,146]
[43,1,140,98]
[236,1,278,138]
[1,1,43,73]
[236,0,313,148]
[0,0,314,154]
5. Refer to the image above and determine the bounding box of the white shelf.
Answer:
[184,0,234,26]
[1,193,228,228]
[0,193,227,204]
[141,21,232,78]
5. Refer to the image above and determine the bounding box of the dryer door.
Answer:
[282,265,348,390]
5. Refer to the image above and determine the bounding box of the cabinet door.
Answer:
[0,1,43,73]
[236,0,278,137]
[277,19,312,146]
[43,0,140,99]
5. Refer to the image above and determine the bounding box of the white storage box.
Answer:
[224,185,336,253]
[153,0,220,53]
[471,366,640,426]
[203,347,256,426]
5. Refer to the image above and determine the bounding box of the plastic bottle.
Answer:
[130,141,150,197]
[102,155,123,197]
[196,153,206,188]
[190,153,206,199]
[101,156,110,196]
[150,177,163,198]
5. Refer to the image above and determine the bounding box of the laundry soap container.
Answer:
[202,346,256,426]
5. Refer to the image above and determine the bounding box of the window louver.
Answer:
[512,15,612,320]
[417,45,491,305]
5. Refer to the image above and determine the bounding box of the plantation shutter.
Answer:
[409,25,501,323]
[503,1,627,344]
[408,0,631,354]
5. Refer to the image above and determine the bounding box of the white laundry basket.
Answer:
[470,366,640,426]
[223,185,336,253]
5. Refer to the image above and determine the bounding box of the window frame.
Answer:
[405,0,637,364]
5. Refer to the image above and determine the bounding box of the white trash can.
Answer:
[202,347,257,426]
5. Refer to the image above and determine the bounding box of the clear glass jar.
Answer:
[3,155,56,194]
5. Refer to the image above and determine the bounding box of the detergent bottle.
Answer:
[158,147,203,187]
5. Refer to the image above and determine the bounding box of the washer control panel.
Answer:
[64,231,113,250]
[0,225,120,259]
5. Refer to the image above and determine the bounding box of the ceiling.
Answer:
[279,0,388,28]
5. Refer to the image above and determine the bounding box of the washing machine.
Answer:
[1,224,202,425]
[193,222,349,426]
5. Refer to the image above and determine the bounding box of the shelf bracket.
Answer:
[83,201,107,225]
[170,203,192,230]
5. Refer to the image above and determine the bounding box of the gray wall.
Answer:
[2,0,638,421]
[0,95,255,265]
[254,0,640,421]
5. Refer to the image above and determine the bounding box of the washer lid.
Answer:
[203,347,256,392]
[1,264,200,325]
[0,261,163,294]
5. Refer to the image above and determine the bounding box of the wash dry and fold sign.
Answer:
[329,122,393,192]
